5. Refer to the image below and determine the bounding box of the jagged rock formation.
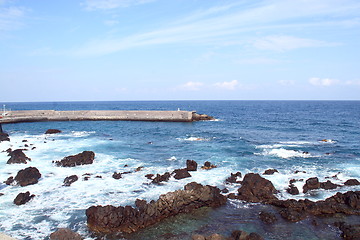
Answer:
[7,149,31,164]
[54,151,95,167]
[14,191,35,205]
[86,182,227,234]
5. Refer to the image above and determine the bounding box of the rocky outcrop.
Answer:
[201,161,217,170]
[63,175,78,186]
[45,129,62,134]
[235,173,278,203]
[186,160,198,171]
[54,151,95,167]
[13,191,35,205]
[152,172,171,184]
[7,149,31,164]
[14,167,42,187]
[86,182,227,234]
[192,113,215,121]
[286,185,300,195]
[112,172,122,179]
[225,172,242,184]
[344,179,360,186]
[0,132,10,142]
[263,169,278,175]
[173,168,191,180]
[49,228,83,240]
[320,180,340,190]
[335,222,360,240]
[303,177,320,193]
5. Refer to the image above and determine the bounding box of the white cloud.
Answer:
[82,0,155,11]
[0,5,27,31]
[309,77,339,86]
[179,81,204,91]
[214,80,238,90]
[253,35,338,52]
[278,80,295,86]
[345,80,360,86]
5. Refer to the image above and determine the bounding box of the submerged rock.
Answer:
[14,191,35,205]
[320,180,340,190]
[45,129,62,134]
[263,169,278,175]
[49,228,83,240]
[335,222,360,240]
[259,211,277,224]
[7,149,31,164]
[86,182,226,234]
[54,151,95,167]
[63,175,78,186]
[152,172,171,184]
[14,167,41,187]
[112,172,122,179]
[225,172,242,184]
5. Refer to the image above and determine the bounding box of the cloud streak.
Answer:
[82,0,156,11]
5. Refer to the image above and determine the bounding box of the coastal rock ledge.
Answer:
[86,182,227,234]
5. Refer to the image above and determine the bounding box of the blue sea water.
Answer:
[0,101,359,240]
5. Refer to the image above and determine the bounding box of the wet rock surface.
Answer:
[186,160,198,171]
[335,222,360,240]
[173,168,191,180]
[259,211,277,224]
[54,151,95,167]
[0,132,10,142]
[86,182,227,234]
[303,177,321,193]
[13,167,42,187]
[344,179,360,186]
[13,191,35,205]
[263,169,278,175]
[45,129,62,134]
[63,175,78,186]
[49,228,83,240]
[225,172,242,184]
[7,149,31,164]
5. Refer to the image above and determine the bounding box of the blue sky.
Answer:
[1,0,359,101]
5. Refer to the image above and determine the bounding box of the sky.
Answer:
[0,0,360,102]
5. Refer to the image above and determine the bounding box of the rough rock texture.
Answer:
[7,149,31,164]
[63,175,78,186]
[230,230,264,240]
[186,160,198,171]
[173,168,191,180]
[86,182,227,234]
[201,161,217,170]
[45,129,62,134]
[55,151,95,167]
[236,173,278,203]
[263,169,278,175]
[344,179,360,186]
[270,191,360,222]
[14,167,41,187]
[225,172,242,184]
[49,228,83,240]
[152,172,171,184]
[4,176,14,185]
[0,132,10,142]
[286,185,300,195]
[320,180,340,190]
[336,222,360,240]
[303,177,320,193]
[13,191,35,205]
[112,172,122,179]
[259,211,277,224]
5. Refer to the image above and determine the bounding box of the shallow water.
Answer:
[0,101,359,239]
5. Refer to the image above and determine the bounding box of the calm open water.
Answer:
[0,101,359,239]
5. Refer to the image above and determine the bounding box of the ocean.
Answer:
[0,101,359,240]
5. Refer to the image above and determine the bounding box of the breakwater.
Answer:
[0,110,214,124]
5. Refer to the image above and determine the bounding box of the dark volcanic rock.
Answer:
[7,149,31,164]
[152,172,171,184]
[55,151,95,167]
[45,129,62,134]
[86,182,227,234]
[186,159,198,171]
[320,180,340,190]
[259,211,277,224]
[14,191,35,205]
[0,132,10,142]
[247,232,264,240]
[14,167,42,187]
[263,169,278,175]
[145,174,154,180]
[303,177,320,193]
[344,179,360,186]
[201,161,217,170]
[112,172,122,179]
[286,185,300,195]
[225,172,242,184]
[49,228,83,240]
[236,173,278,203]
[173,168,191,180]
[336,222,360,240]
[4,176,14,185]
[63,175,78,186]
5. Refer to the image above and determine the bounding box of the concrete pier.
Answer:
[0,110,214,124]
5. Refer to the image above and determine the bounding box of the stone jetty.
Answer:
[0,110,214,124]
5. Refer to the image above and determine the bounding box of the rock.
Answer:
[63,175,78,186]
[4,176,14,185]
[206,233,226,240]
[226,172,242,184]
[0,132,10,142]
[173,168,191,180]
[263,169,278,175]
[286,185,299,195]
[14,167,42,187]
[186,160,198,171]
[201,161,217,170]
[112,172,122,179]
[7,149,31,164]
[5,148,12,154]
[86,182,226,234]
[145,174,154,180]
[192,234,206,240]
[294,170,306,174]
[54,151,95,167]
[135,166,144,172]
[13,191,35,205]
[336,222,360,240]
[49,228,83,240]
[259,211,277,224]
[320,180,340,190]
[344,179,360,186]
[152,172,171,184]
[45,129,62,134]
[236,173,278,203]
[303,177,320,193]
[22,140,28,142]
[246,232,264,240]
[231,230,249,240]
[0,193,4,197]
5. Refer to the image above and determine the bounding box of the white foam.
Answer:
[177,136,212,142]
[262,148,312,159]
